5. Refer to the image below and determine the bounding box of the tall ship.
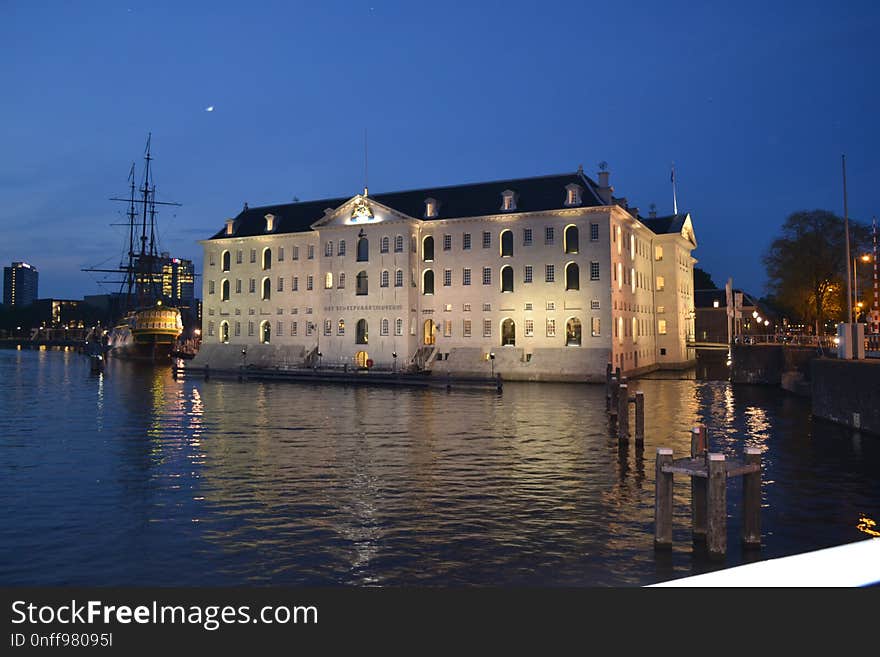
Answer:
[85,135,184,362]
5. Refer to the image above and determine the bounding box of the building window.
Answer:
[656,276,665,291]
[395,318,403,336]
[262,248,272,271]
[545,264,555,283]
[565,263,579,291]
[335,240,344,256]
[590,223,599,241]
[482,267,492,286]
[395,269,403,287]
[292,276,298,291]
[423,236,434,262]
[463,233,472,250]
[236,249,243,264]
[380,318,389,336]
[501,318,515,346]
[631,267,636,294]
[483,319,492,337]
[591,317,601,337]
[278,247,284,262]
[234,321,241,336]
[249,278,256,294]
[500,230,513,257]
[501,190,516,211]
[463,303,471,311]
[336,272,344,289]
[219,321,229,343]
[463,319,472,337]
[618,262,623,289]
[261,277,271,300]
[565,184,582,206]
[546,301,555,311]
[523,265,533,284]
[655,245,663,261]
[356,319,368,344]
[616,226,621,254]
[591,299,600,310]
[292,246,299,260]
[444,320,452,337]
[423,269,434,295]
[524,319,534,337]
[443,234,452,251]
[307,275,314,291]
[501,265,513,293]
[411,235,417,253]
[379,236,389,254]
[590,262,600,281]
[291,321,297,336]
[208,280,215,295]
[564,225,579,254]
[443,269,452,287]
[545,226,555,245]
[325,272,333,289]
[221,250,231,272]
[324,241,333,257]
[394,235,404,253]
[566,318,582,346]
[307,245,315,259]
[462,268,471,286]
[250,249,256,263]
[381,270,389,288]
[482,231,491,249]
[483,303,492,311]
[260,320,271,344]
[324,319,332,336]
[546,318,556,337]
[235,279,242,294]
[658,319,668,335]
[425,198,438,218]
[356,271,368,296]
[278,277,285,292]
[207,321,214,336]
[357,236,369,262]
[523,228,533,246]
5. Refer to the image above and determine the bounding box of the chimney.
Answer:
[649,204,657,219]
[597,166,613,204]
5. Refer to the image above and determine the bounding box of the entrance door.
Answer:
[424,319,436,346]
[355,351,368,368]
[501,318,515,346]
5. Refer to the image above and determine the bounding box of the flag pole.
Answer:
[671,163,678,215]
[843,154,852,324]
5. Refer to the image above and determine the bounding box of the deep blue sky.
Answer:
[2,0,878,300]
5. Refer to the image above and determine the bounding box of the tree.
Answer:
[763,210,870,333]
[693,267,718,290]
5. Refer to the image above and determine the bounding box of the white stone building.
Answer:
[197,168,696,381]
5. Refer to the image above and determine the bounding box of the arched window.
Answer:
[381,318,389,335]
[565,262,579,291]
[381,270,389,287]
[221,279,230,301]
[338,240,346,256]
[324,241,333,257]
[325,272,333,289]
[395,269,403,287]
[356,319,368,344]
[261,277,271,300]
[380,236,389,253]
[338,272,346,289]
[423,236,434,262]
[356,271,368,296]
[394,235,404,253]
[423,269,434,295]
[501,318,516,346]
[260,320,271,344]
[262,247,272,270]
[501,265,514,293]
[338,319,345,335]
[220,321,229,343]
[357,236,369,262]
[500,230,513,257]
[221,250,231,272]
[566,318,582,346]
[564,225,579,254]
[395,318,403,336]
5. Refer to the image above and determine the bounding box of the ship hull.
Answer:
[106,306,183,364]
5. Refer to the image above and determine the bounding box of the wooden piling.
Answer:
[618,383,629,441]
[706,453,727,559]
[654,448,674,549]
[634,391,645,446]
[204,365,210,381]
[609,376,619,418]
[691,426,708,541]
[605,363,612,410]
[742,447,761,548]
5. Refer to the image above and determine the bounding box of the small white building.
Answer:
[197,167,696,381]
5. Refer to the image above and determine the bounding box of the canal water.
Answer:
[0,348,877,586]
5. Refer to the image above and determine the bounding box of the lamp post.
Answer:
[392,351,398,373]
[489,352,495,379]
[854,254,872,322]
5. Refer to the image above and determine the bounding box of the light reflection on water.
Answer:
[0,349,878,586]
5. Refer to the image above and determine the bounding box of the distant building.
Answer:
[3,261,38,307]
[32,299,82,328]
[198,167,697,381]
[694,289,777,343]
[133,254,195,311]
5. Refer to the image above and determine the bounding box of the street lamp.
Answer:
[489,352,495,379]
[854,254,872,321]
[392,351,398,373]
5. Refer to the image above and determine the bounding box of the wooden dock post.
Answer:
[617,384,629,441]
[609,376,619,418]
[605,363,612,410]
[691,425,708,541]
[706,453,727,559]
[654,448,674,549]
[634,391,645,446]
[204,364,210,381]
[742,447,762,548]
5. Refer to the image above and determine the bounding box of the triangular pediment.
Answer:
[681,213,697,248]
[310,194,419,229]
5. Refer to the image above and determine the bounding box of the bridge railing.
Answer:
[731,334,837,348]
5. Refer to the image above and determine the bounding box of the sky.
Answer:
[2,0,879,300]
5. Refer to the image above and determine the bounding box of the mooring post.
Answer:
[617,383,629,441]
[742,447,762,548]
[706,453,727,559]
[204,364,210,381]
[634,391,645,446]
[605,363,613,410]
[654,448,674,549]
[609,376,619,418]
[691,425,708,541]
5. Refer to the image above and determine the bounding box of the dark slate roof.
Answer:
[209,171,607,240]
[641,213,688,235]
[694,288,761,309]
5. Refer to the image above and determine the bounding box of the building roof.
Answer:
[209,171,608,240]
[694,288,762,310]
[641,213,688,235]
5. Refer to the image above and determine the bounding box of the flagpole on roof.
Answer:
[671,162,678,215]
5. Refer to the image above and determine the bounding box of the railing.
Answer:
[732,334,837,348]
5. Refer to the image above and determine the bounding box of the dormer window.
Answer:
[264,214,275,232]
[225,219,235,236]
[425,197,439,219]
[564,184,583,207]
[501,190,517,212]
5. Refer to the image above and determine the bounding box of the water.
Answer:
[0,348,877,586]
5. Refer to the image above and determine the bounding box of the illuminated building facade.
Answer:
[199,168,696,381]
[3,261,39,307]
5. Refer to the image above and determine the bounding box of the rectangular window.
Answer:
[338,240,346,257]
[277,277,284,292]
[444,304,453,312]
[655,245,663,261]
[307,245,315,259]
[524,319,534,337]
[277,321,283,336]
[444,320,452,337]
[657,305,665,313]
[591,299,600,310]
[524,303,532,311]
[483,319,492,337]
[236,250,243,264]
[324,242,333,257]
[306,321,314,336]
[291,321,297,336]
[545,226,554,244]
[207,321,214,336]
[545,264,555,283]
[482,231,491,249]
[443,234,452,251]
[590,262,600,281]
[546,301,555,311]
[307,275,314,290]
[656,276,665,291]
[482,303,491,311]
[235,279,242,294]
[524,265,533,284]
[250,249,256,263]
[278,247,285,262]
[292,246,299,260]
[546,318,556,337]
[523,228,533,245]
[248,321,254,336]
[463,233,472,250]
[591,317,601,337]
[292,276,299,291]
[208,280,215,295]
[337,319,345,336]
[658,319,668,335]
[462,319,472,337]
[482,267,491,285]
[443,269,452,287]
[463,268,471,286]
[590,223,599,241]
[463,303,471,312]
[209,253,215,266]
[235,321,241,336]
[249,279,256,294]
[324,319,332,336]
[395,318,403,336]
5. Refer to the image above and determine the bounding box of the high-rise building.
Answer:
[3,261,39,307]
